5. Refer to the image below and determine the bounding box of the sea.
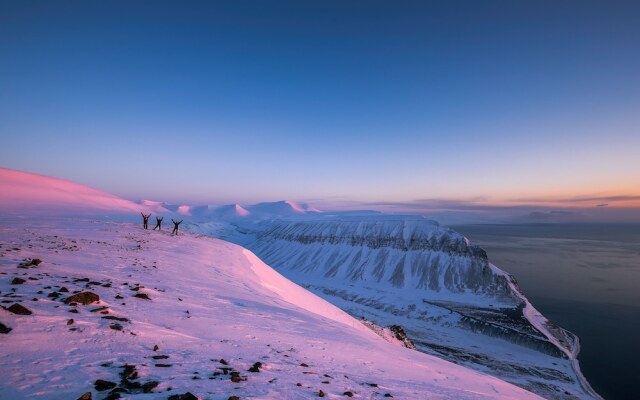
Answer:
[451,223,640,400]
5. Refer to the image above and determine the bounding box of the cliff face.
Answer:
[253,219,513,299]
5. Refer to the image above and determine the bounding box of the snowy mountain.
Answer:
[0,168,155,216]
[0,170,546,399]
[189,209,602,400]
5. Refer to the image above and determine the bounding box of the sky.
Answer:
[1,1,639,222]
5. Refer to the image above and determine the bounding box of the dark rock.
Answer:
[318,390,325,397]
[59,287,69,293]
[133,293,151,300]
[7,303,32,315]
[109,323,123,331]
[296,383,302,387]
[115,295,124,299]
[154,363,172,367]
[30,259,42,266]
[76,392,92,400]
[0,322,12,334]
[152,355,169,359]
[367,383,378,387]
[219,358,228,365]
[153,344,159,351]
[300,363,309,367]
[383,394,393,398]
[94,379,117,391]
[120,364,137,380]
[69,309,79,314]
[74,278,90,282]
[344,392,354,397]
[103,392,121,400]
[64,291,99,305]
[168,393,198,400]
[230,371,246,383]
[90,306,109,313]
[11,277,26,285]
[228,397,240,400]
[102,316,129,322]
[48,292,60,298]
[67,319,74,325]
[248,362,262,372]
[142,380,159,393]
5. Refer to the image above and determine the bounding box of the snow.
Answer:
[0,168,152,216]
[0,169,545,399]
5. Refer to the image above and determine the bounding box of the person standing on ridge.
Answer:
[141,213,151,229]
[153,216,163,230]
[171,219,183,235]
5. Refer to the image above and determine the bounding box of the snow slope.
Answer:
[0,170,544,399]
[0,168,155,216]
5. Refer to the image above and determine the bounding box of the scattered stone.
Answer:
[64,291,99,305]
[300,363,309,367]
[110,323,123,331]
[0,322,12,334]
[69,309,79,314]
[59,287,69,293]
[133,293,151,300]
[383,394,393,398]
[296,383,302,387]
[120,364,138,380]
[228,396,240,400]
[219,358,228,365]
[167,392,197,400]
[76,392,92,400]
[103,392,121,400]
[230,371,246,383]
[11,277,26,285]
[74,278,90,282]
[321,381,330,384]
[67,319,74,325]
[30,259,43,266]
[318,390,325,397]
[344,392,354,397]
[94,379,117,391]
[7,303,32,315]
[155,363,172,368]
[48,291,60,299]
[90,306,109,313]
[152,355,169,359]
[102,316,129,322]
[248,362,262,372]
[367,383,379,387]
[153,344,159,351]
[115,295,124,299]
[142,381,159,393]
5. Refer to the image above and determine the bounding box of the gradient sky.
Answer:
[1,1,639,220]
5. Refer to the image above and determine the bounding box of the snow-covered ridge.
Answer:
[0,168,154,216]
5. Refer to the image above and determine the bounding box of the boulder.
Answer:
[7,303,32,315]
[64,291,99,305]
[0,322,12,334]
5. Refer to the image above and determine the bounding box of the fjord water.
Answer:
[452,224,640,400]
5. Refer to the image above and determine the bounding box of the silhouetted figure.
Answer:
[141,213,151,229]
[153,216,163,231]
[171,219,183,235]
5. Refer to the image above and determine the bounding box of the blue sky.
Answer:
[1,1,639,220]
